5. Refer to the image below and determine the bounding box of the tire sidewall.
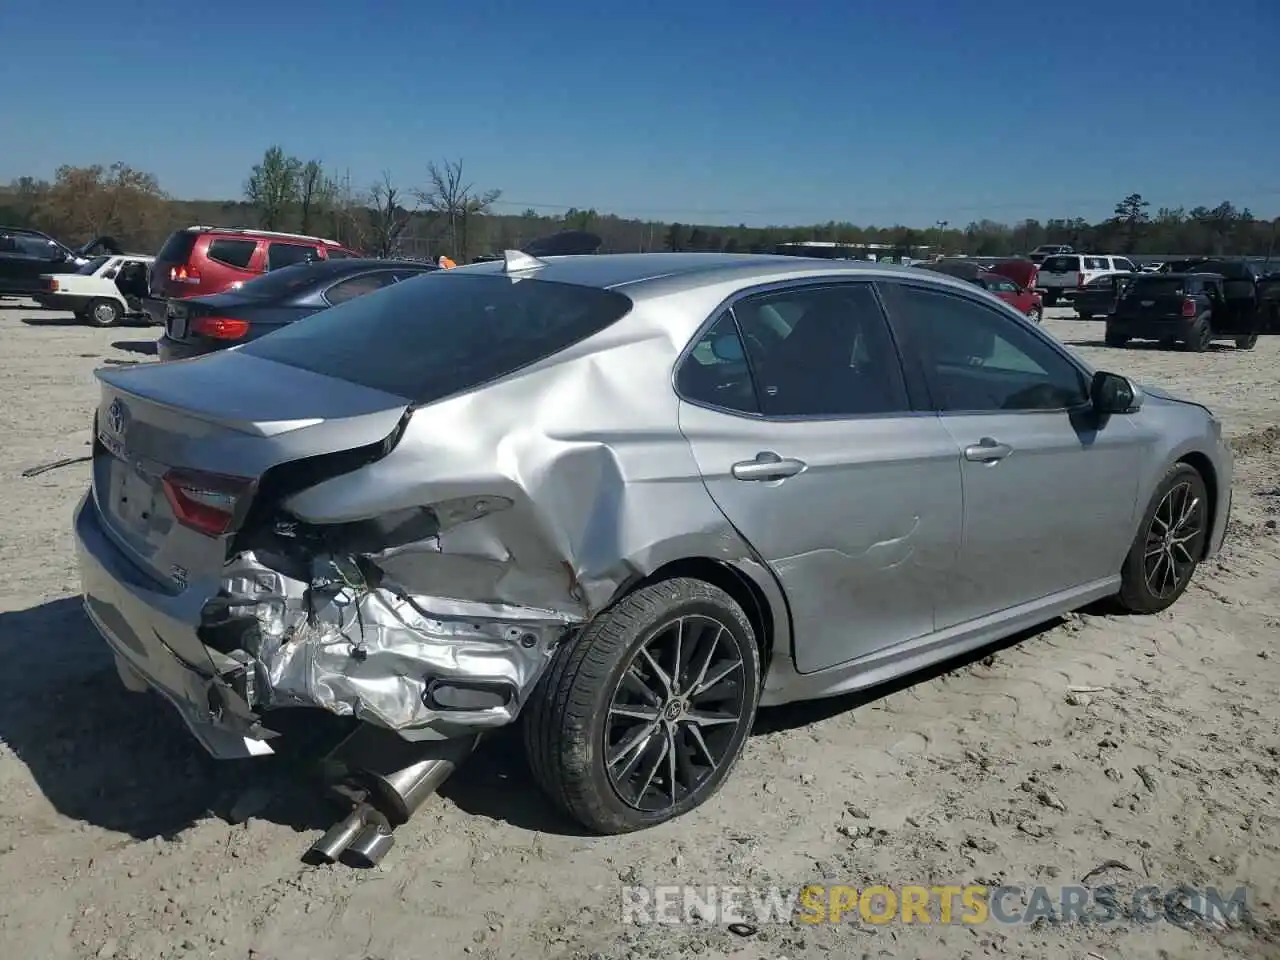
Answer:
[575,587,761,831]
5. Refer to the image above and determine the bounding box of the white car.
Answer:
[33,253,155,326]
[1035,253,1139,305]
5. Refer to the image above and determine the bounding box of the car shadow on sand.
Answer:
[1063,338,1239,352]
[0,595,1064,844]
[111,339,158,356]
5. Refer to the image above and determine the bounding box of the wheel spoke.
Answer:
[683,722,717,771]
[608,723,658,772]
[609,704,661,722]
[638,646,673,698]
[635,730,670,803]
[664,726,679,804]
[685,709,739,727]
[621,664,662,706]
[691,659,743,700]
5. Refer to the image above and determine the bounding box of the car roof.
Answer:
[452,252,980,299]
[179,225,349,246]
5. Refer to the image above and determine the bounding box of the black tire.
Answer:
[523,577,762,834]
[1235,334,1259,350]
[1183,316,1212,352]
[1104,329,1128,347]
[1115,462,1209,614]
[1026,305,1042,324]
[86,298,122,327]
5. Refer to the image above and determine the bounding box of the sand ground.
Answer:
[0,302,1277,960]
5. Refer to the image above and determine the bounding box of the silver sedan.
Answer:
[75,251,1233,860]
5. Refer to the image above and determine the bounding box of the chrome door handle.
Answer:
[964,438,1013,462]
[731,452,807,481]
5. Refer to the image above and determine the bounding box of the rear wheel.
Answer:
[1235,334,1259,350]
[1183,317,1212,352]
[86,298,122,327]
[1104,329,1128,347]
[1026,305,1042,324]
[1115,463,1209,614]
[524,578,761,834]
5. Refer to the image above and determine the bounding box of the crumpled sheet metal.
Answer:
[222,552,576,738]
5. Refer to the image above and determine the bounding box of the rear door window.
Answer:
[1042,255,1080,272]
[239,274,634,405]
[267,242,320,271]
[207,238,258,269]
[1084,257,1108,270]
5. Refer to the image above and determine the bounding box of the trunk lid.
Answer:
[92,352,410,589]
[1120,278,1191,319]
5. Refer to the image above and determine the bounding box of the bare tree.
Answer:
[416,159,501,263]
[366,171,414,258]
[298,160,331,235]
[244,146,302,230]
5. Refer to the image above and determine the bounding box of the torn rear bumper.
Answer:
[74,490,577,759]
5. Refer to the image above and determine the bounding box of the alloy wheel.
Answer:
[1143,481,1205,599]
[604,615,747,813]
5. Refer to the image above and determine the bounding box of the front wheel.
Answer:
[523,578,761,834]
[1115,463,1209,614]
[1026,305,1042,324]
[1235,334,1259,350]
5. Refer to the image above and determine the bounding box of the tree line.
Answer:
[3,152,1276,263]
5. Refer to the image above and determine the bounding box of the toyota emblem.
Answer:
[107,398,127,437]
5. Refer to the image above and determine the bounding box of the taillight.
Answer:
[192,316,250,340]
[1181,298,1197,318]
[162,469,253,537]
[169,264,202,284]
[46,277,59,292]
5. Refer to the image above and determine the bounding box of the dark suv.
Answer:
[1106,271,1263,351]
[0,227,83,297]
[144,226,361,324]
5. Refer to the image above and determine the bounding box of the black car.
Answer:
[1074,272,1138,320]
[1105,271,1271,351]
[157,258,437,361]
[0,229,125,298]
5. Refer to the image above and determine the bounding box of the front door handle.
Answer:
[964,438,1013,463]
[731,451,807,481]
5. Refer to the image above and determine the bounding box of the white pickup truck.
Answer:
[32,253,154,326]
[1035,253,1139,305]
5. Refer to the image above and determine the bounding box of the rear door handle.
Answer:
[964,438,1013,462]
[731,452,807,481]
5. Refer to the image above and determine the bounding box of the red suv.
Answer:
[144,226,360,324]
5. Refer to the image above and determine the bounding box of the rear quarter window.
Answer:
[207,238,258,269]
[239,274,634,405]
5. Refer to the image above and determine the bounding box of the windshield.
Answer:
[76,256,112,275]
[240,273,634,405]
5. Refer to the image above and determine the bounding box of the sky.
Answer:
[1,0,1277,228]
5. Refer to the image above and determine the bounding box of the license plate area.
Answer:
[101,451,167,537]
[167,302,188,339]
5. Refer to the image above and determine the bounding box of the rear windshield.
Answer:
[232,262,330,300]
[1042,255,1080,271]
[240,273,634,404]
[1129,278,1187,297]
[157,231,197,262]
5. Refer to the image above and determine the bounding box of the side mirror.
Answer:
[710,333,745,362]
[1090,371,1140,414]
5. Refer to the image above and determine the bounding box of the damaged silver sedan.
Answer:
[75,250,1233,862]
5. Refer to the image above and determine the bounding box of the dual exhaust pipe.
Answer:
[304,728,479,868]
